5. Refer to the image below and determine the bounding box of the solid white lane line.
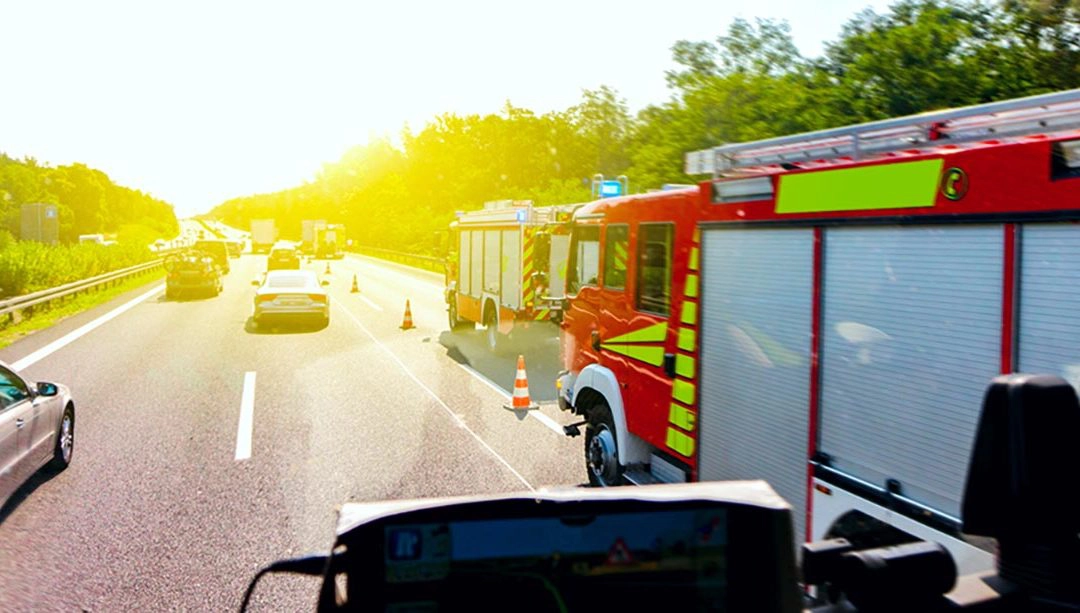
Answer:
[455,362,510,397]
[235,371,256,461]
[529,409,566,436]
[359,295,383,311]
[337,304,534,491]
[454,362,565,436]
[12,284,165,371]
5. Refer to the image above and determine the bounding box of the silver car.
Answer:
[0,361,75,509]
[252,270,331,328]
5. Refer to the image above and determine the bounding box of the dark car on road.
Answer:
[193,239,231,274]
[165,252,223,299]
[267,242,301,271]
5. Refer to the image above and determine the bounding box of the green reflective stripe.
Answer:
[688,247,699,271]
[601,343,665,367]
[614,242,628,259]
[684,274,699,298]
[675,353,695,378]
[669,403,696,431]
[666,428,695,457]
[777,159,943,214]
[672,379,695,405]
[535,309,550,320]
[523,243,535,260]
[680,301,697,325]
[677,328,696,352]
[524,290,535,303]
[604,322,668,344]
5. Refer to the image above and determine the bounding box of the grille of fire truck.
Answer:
[685,88,1080,177]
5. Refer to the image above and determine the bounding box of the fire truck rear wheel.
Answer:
[585,401,623,487]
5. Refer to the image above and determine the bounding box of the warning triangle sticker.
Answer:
[606,538,634,565]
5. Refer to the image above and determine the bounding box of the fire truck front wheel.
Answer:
[447,296,473,331]
[585,401,623,487]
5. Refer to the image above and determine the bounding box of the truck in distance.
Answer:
[250,219,277,254]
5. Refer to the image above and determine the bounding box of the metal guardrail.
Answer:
[351,246,444,274]
[1,258,165,323]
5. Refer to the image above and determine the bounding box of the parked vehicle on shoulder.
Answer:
[0,361,75,509]
[556,90,1080,577]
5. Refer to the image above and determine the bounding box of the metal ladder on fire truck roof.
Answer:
[685,88,1080,178]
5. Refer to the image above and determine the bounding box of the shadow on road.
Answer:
[0,465,62,525]
[437,325,562,402]
[243,316,329,335]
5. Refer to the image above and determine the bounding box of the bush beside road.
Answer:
[0,233,157,298]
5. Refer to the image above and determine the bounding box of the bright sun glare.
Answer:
[0,0,892,215]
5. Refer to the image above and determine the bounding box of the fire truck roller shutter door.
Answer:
[484,231,501,296]
[502,230,520,310]
[571,364,652,466]
[819,225,1002,521]
[1017,224,1080,396]
[699,227,814,543]
[459,230,471,297]
[470,232,483,297]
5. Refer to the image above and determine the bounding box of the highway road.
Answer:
[0,251,580,611]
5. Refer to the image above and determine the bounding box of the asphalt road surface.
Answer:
[0,252,582,611]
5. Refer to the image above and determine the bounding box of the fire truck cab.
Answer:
[557,88,1080,577]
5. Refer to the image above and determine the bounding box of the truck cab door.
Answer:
[562,224,602,371]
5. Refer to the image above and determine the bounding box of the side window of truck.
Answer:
[636,223,673,315]
[603,225,629,290]
[567,225,600,295]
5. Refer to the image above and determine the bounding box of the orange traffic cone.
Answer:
[350,274,359,293]
[400,300,415,330]
[324,262,331,274]
[503,355,539,411]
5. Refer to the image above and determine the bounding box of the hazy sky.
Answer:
[0,1,894,216]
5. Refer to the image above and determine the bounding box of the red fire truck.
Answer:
[446,200,579,351]
[555,88,1080,575]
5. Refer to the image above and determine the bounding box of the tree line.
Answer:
[211,0,1080,254]
[0,154,178,245]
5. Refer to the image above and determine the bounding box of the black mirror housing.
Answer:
[36,382,58,397]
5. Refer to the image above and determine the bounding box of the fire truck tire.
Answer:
[447,296,473,331]
[484,305,504,354]
[585,401,623,487]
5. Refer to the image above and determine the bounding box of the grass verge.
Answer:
[0,270,164,350]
